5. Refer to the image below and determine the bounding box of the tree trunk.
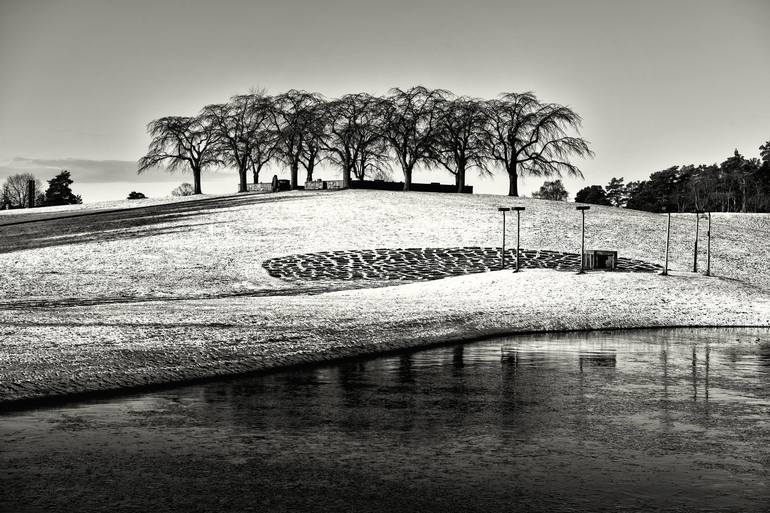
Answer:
[238,163,248,193]
[305,160,315,183]
[741,177,747,213]
[403,165,413,191]
[357,154,366,180]
[456,165,466,193]
[507,167,519,197]
[290,161,299,190]
[342,162,352,188]
[192,166,202,195]
[252,166,260,185]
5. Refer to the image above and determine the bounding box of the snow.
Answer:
[1,189,768,402]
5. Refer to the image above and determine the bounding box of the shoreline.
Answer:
[2,269,769,408]
[1,323,768,411]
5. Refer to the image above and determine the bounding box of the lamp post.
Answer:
[662,207,671,276]
[512,207,525,272]
[576,205,590,274]
[498,207,510,269]
[693,210,704,273]
[706,212,712,276]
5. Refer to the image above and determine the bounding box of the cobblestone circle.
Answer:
[263,247,663,282]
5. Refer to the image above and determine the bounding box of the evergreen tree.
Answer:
[759,140,770,164]
[44,170,82,206]
[605,177,628,207]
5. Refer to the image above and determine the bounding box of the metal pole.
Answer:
[579,209,586,274]
[501,211,506,270]
[693,212,700,273]
[663,212,671,276]
[706,212,711,276]
[581,209,586,271]
[515,210,521,272]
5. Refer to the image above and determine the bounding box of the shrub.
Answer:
[171,183,195,197]
[531,180,569,201]
[127,191,147,200]
[575,185,611,206]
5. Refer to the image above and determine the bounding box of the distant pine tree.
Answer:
[44,170,82,206]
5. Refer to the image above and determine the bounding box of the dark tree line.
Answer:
[574,142,770,212]
[138,87,592,196]
[1,170,81,209]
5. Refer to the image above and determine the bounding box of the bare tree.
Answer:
[247,96,280,185]
[299,99,329,183]
[432,95,487,192]
[0,183,8,209]
[201,102,248,192]
[381,86,447,191]
[1,173,42,208]
[270,90,324,189]
[202,92,278,191]
[354,137,391,181]
[200,95,256,192]
[324,93,387,187]
[481,92,593,196]
[138,115,220,195]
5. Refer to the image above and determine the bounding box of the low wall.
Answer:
[246,183,273,192]
[248,179,472,194]
[304,180,346,190]
[350,180,473,194]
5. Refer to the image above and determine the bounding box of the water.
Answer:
[2,328,769,512]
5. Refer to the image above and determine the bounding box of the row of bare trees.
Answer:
[138,87,593,196]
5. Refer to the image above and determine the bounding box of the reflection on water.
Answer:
[1,328,769,513]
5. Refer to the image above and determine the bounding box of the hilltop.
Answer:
[1,189,769,403]
[2,189,769,299]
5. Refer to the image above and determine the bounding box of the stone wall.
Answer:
[246,183,274,192]
[248,179,472,194]
[350,180,473,194]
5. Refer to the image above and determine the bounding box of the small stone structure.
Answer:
[246,175,292,193]
[305,179,346,190]
[246,178,473,194]
[247,182,274,192]
[582,250,618,271]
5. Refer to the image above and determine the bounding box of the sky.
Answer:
[1,0,768,202]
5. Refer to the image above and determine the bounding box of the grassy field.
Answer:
[1,189,769,403]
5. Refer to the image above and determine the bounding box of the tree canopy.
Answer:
[596,143,770,213]
[139,86,593,195]
[138,116,220,194]
[1,173,43,208]
[482,92,592,196]
[531,179,569,201]
[43,170,82,206]
[575,185,611,206]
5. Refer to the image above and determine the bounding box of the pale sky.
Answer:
[1,0,768,202]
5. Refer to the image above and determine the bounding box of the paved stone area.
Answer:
[263,247,663,282]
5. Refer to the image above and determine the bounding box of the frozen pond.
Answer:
[2,328,769,512]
